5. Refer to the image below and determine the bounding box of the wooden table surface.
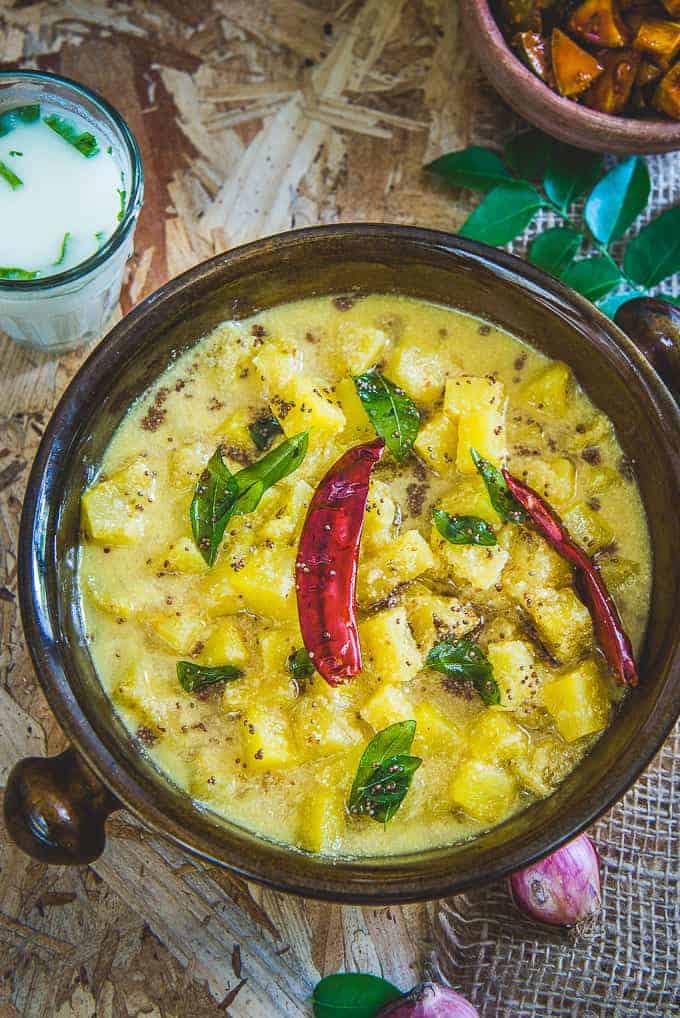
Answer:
[0,3,674,1017]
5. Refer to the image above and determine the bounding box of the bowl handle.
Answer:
[3,747,120,865]
[615,297,680,400]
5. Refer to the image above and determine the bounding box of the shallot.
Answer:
[508,833,602,927]
[376,982,479,1017]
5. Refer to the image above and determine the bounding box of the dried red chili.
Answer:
[296,437,385,685]
[502,469,639,687]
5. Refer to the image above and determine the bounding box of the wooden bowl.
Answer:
[459,0,680,154]
[4,225,680,902]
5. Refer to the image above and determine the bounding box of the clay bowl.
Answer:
[459,0,680,155]
[5,225,680,903]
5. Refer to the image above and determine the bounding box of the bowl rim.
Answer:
[459,0,680,150]
[17,223,680,902]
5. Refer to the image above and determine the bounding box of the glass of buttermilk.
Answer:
[0,70,143,353]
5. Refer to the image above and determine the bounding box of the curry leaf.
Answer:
[471,447,527,523]
[0,267,38,280]
[425,146,513,192]
[353,370,420,462]
[584,157,651,247]
[459,181,545,245]
[426,638,500,706]
[433,507,498,546]
[0,104,40,136]
[231,432,308,511]
[543,144,602,214]
[312,974,402,1017]
[176,662,243,693]
[348,721,422,824]
[561,255,623,302]
[504,129,553,180]
[623,207,680,289]
[0,160,22,190]
[287,647,315,681]
[44,114,99,157]
[53,232,71,267]
[529,226,583,277]
[249,410,283,451]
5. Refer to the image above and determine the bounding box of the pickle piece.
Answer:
[552,27,605,95]
[633,17,680,68]
[568,0,630,48]
[583,48,640,112]
[653,59,680,115]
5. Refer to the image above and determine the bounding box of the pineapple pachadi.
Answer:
[78,295,652,856]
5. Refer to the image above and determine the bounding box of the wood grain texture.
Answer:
[0,3,674,1017]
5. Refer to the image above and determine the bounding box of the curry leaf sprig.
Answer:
[191,431,308,566]
[425,129,680,317]
[177,662,243,693]
[348,720,422,824]
[426,637,500,707]
[353,369,420,461]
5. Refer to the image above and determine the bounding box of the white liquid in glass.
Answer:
[0,109,123,278]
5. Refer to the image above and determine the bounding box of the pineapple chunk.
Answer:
[360,682,415,731]
[293,696,363,759]
[147,611,205,654]
[275,376,345,438]
[200,618,247,666]
[468,708,528,762]
[405,586,478,650]
[599,555,640,594]
[502,528,571,601]
[512,735,580,798]
[435,535,509,592]
[297,780,345,853]
[444,375,507,472]
[487,639,541,708]
[252,338,302,394]
[229,545,297,621]
[213,407,252,446]
[199,560,246,618]
[188,742,240,805]
[521,362,573,414]
[84,571,151,620]
[335,376,373,442]
[81,459,156,545]
[360,606,423,683]
[363,479,398,554]
[259,627,300,676]
[333,321,388,374]
[562,503,613,553]
[359,530,436,603]
[449,759,518,824]
[524,587,592,664]
[413,412,458,474]
[113,664,175,728]
[259,478,313,543]
[158,536,208,575]
[388,343,454,404]
[439,476,501,526]
[168,441,212,490]
[413,701,465,755]
[242,706,296,770]
[519,457,576,508]
[542,659,610,742]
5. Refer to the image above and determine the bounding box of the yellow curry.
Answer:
[78,295,651,857]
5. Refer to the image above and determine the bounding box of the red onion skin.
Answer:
[376,982,479,1017]
[508,834,602,927]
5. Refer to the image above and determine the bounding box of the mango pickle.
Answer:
[653,58,680,114]
[632,17,680,66]
[568,0,630,47]
[552,27,605,94]
[515,29,555,79]
[583,47,641,110]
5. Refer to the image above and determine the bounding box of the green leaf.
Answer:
[426,638,500,706]
[312,974,402,1017]
[9,151,22,157]
[504,129,553,181]
[191,434,309,565]
[117,187,126,222]
[0,267,38,279]
[623,207,680,289]
[597,289,646,319]
[53,232,70,267]
[470,448,527,523]
[287,647,315,682]
[44,114,99,157]
[348,721,422,824]
[459,182,544,245]
[424,146,513,192]
[433,507,498,546]
[584,157,651,247]
[543,144,602,214]
[528,226,583,277]
[0,160,22,190]
[0,104,40,137]
[353,370,420,462]
[95,230,106,250]
[561,255,623,302]
[249,410,283,451]
[176,662,243,693]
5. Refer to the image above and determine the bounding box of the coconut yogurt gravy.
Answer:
[78,294,651,857]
